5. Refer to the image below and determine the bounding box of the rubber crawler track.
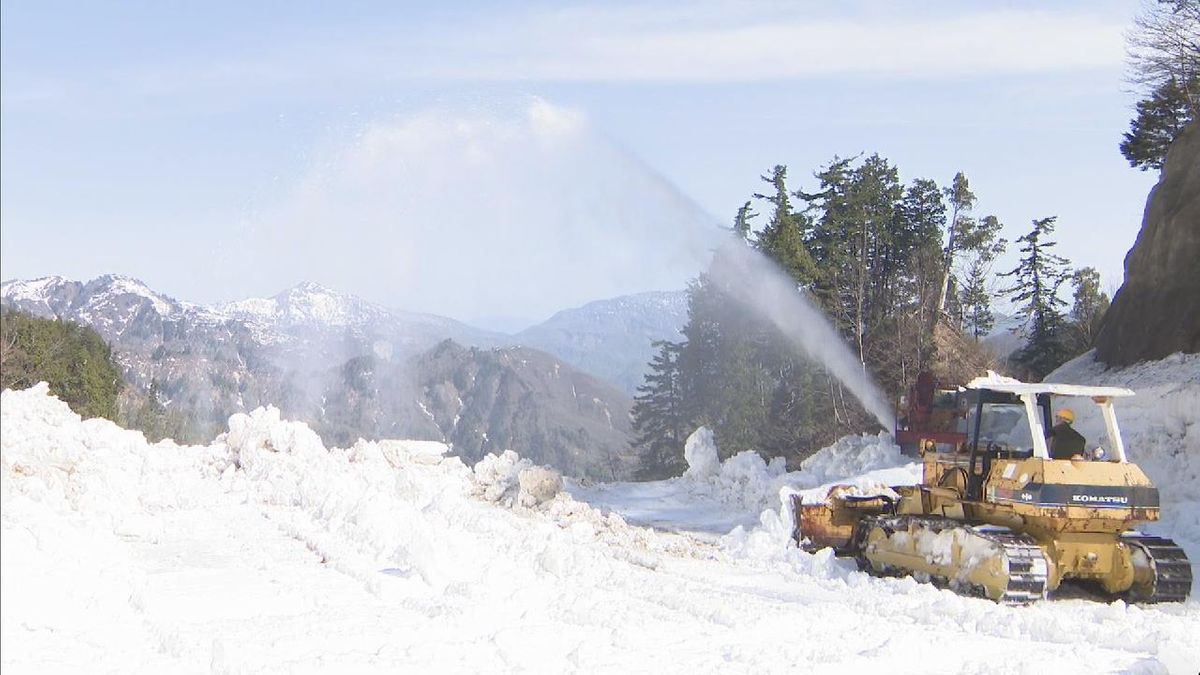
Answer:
[1122,534,1193,603]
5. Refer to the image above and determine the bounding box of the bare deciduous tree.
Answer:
[1127,0,1200,114]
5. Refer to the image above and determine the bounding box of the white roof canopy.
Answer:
[964,373,1134,398]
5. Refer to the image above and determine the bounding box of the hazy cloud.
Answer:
[238,99,723,320]
[3,4,1126,110]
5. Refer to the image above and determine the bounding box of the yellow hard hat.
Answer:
[1056,409,1075,423]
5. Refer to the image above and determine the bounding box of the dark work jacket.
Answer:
[1049,422,1086,459]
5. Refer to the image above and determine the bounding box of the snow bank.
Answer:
[1,384,228,670]
[471,449,564,508]
[795,431,912,487]
[675,429,913,521]
[6,382,1198,673]
[716,432,919,565]
[683,426,720,479]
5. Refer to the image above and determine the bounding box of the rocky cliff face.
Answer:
[1096,121,1200,367]
[411,341,636,480]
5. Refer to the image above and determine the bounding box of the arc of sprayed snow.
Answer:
[708,239,896,432]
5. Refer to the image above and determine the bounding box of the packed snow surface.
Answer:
[3,379,1199,674]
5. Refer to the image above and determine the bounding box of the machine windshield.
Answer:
[957,396,1122,461]
[960,403,1034,454]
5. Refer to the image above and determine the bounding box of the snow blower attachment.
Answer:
[793,377,1192,604]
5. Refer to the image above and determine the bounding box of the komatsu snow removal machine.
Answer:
[793,377,1192,604]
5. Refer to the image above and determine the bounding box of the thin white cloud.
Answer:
[2,4,1127,111]
[414,7,1125,82]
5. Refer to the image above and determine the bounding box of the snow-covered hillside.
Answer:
[4,381,1198,673]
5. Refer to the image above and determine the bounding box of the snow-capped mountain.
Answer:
[517,290,688,395]
[210,281,504,360]
[1,275,645,478]
[1,274,225,340]
[219,280,388,328]
[2,276,689,397]
[2,275,255,396]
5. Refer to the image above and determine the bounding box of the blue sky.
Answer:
[0,1,1157,326]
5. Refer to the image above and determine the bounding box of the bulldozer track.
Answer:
[1122,535,1193,603]
[987,532,1049,604]
[854,516,1049,605]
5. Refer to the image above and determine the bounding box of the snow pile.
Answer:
[676,429,913,520]
[473,451,688,567]
[682,426,720,479]
[795,431,912,487]
[677,426,790,516]
[1,384,226,670]
[683,448,789,513]
[517,465,564,507]
[470,449,564,508]
[717,432,919,565]
[471,449,531,504]
[966,369,1024,388]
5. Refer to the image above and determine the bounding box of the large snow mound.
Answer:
[4,383,1199,673]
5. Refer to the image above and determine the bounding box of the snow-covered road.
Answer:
[3,356,1199,674]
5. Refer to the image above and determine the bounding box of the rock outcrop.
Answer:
[1095,121,1200,367]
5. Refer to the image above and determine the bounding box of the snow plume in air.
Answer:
[253,98,723,322]
[708,238,897,432]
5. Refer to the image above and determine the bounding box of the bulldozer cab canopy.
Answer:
[963,380,1135,400]
[961,375,1134,463]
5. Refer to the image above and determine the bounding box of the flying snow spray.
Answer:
[707,238,896,432]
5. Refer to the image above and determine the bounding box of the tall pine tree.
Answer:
[958,215,1006,339]
[1066,267,1110,353]
[631,340,688,479]
[1001,217,1072,379]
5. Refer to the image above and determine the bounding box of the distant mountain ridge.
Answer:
[516,290,688,395]
[981,311,1026,361]
[1,275,688,394]
[1,275,681,478]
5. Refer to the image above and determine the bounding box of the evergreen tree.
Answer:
[754,165,817,284]
[847,154,902,365]
[1121,1,1199,169]
[1066,267,1111,353]
[631,339,688,479]
[0,308,123,420]
[960,261,994,340]
[798,156,858,335]
[892,178,947,371]
[1120,76,1198,170]
[732,201,757,240]
[957,215,1006,339]
[1001,217,1072,379]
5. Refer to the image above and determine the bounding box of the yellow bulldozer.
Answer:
[793,377,1192,604]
